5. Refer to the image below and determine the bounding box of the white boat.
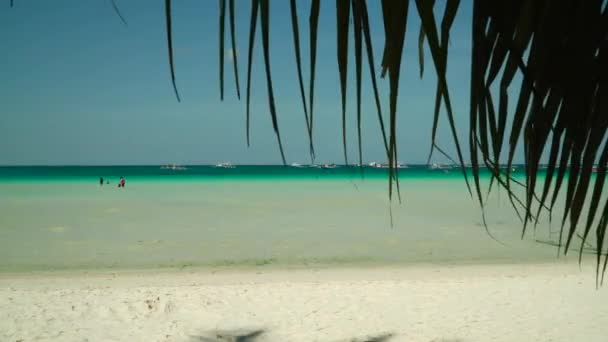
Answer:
[215,162,235,168]
[290,163,304,168]
[497,164,517,172]
[369,161,407,169]
[321,163,337,169]
[160,164,187,171]
[464,163,488,169]
[429,163,453,170]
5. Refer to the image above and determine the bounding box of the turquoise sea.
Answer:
[0,165,589,272]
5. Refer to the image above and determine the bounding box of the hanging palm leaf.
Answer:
[157,0,608,280]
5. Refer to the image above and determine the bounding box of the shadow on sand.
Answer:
[190,329,400,342]
[336,332,395,341]
[190,329,265,342]
[189,328,464,342]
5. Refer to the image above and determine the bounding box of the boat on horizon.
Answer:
[160,164,187,171]
[368,162,408,169]
[429,163,453,171]
[215,162,235,168]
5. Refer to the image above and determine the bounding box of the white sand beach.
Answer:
[1,262,607,342]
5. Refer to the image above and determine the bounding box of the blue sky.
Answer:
[0,0,482,165]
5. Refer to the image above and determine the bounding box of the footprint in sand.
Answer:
[49,226,68,233]
[144,297,161,311]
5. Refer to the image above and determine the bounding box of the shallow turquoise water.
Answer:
[0,164,524,181]
[0,165,586,272]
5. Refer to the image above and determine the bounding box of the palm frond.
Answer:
[219,0,226,100]
[260,0,286,164]
[245,0,259,146]
[380,0,409,202]
[156,0,608,279]
[164,0,181,102]
[468,0,608,280]
[352,0,364,168]
[290,0,315,162]
[417,0,470,197]
[336,0,351,165]
[110,0,128,26]
[229,0,241,99]
[359,0,389,159]
[309,0,320,157]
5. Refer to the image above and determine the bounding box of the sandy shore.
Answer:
[1,262,607,342]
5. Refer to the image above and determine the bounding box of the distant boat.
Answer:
[311,163,337,169]
[429,163,453,170]
[369,162,407,169]
[290,163,304,168]
[215,162,235,168]
[160,164,187,171]
[464,163,488,169]
[497,164,517,172]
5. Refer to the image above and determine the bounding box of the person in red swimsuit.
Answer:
[119,176,125,188]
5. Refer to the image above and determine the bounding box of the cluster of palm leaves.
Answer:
[464,0,607,284]
[174,0,608,283]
